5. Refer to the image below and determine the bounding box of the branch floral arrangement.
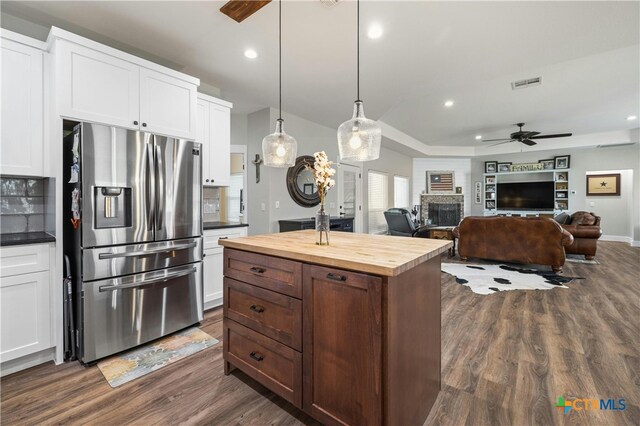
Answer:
[307,151,336,208]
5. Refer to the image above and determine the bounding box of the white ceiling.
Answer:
[2,1,639,151]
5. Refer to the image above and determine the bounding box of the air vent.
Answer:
[597,142,636,148]
[511,77,542,90]
[320,0,341,8]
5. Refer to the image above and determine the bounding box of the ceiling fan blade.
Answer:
[481,138,513,142]
[488,140,515,147]
[530,133,573,139]
[523,131,540,138]
[522,139,537,146]
[220,0,271,23]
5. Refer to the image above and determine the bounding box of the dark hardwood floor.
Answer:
[1,241,638,425]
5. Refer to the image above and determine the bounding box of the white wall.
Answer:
[412,157,472,216]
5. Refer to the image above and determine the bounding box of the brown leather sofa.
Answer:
[453,216,574,272]
[559,211,602,260]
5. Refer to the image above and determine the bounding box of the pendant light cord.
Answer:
[356,0,360,101]
[279,0,282,120]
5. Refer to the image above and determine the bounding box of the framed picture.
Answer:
[556,173,567,182]
[586,173,620,196]
[455,186,462,194]
[497,162,512,173]
[486,200,495,210]
[485,161,497,173]
[554,155,570,169]
[474,181,482,204]
[556,200,568,210]
[426,170,455,194]
[539,159,554,170]
[486,177,495,184]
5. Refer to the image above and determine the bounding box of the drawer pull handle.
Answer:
[250,266,266,274]
[326,273,347,282]
[249,351,264,362]
[218,237,228,240]
[250,304,265,313]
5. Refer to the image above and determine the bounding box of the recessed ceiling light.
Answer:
[627,115,637,121]
[475,135,482,140]
[444,100,454,108]
[367,23,383,39]
[244,49,258,59]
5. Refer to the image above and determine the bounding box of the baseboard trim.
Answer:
[0,348,55,378]
[600,235,633,244]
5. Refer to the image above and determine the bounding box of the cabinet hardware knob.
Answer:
[133,120,139,125]
[326,273,347,282]
[206,179,210,182]
[211,179,215,183]
[250,266,266,274]
[142,123,147,127]
[249,351,264,362]
[250,304,265,313]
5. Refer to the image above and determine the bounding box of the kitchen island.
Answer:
[219,230,452,426]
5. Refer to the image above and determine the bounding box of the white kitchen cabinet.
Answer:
[0,244,53,363]
[197,93,232,186]
[139,67,196,139]
[202,227,247,309]
[50,27,199,139]
[0,31,44,176]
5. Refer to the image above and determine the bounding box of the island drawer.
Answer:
[224,277,302,350]
[223,249,302,298]
[224,320,302,408]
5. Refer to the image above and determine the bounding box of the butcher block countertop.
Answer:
[218,230,452,276]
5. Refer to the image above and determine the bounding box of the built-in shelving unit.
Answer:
[483,169,571,217]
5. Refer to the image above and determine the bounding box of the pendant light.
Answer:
[262,0,297,168]
[337,0,381,162]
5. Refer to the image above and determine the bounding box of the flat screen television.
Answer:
[496,181,554,210]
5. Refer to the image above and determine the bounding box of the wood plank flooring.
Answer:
[1,241,638,425]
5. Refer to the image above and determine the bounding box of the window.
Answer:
[394,176,410,209]
[368,171,388,234]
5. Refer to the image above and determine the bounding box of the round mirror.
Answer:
[286,155,320,207]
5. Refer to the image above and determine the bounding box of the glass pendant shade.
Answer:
[262,119,297,167]
[337,100,381,161]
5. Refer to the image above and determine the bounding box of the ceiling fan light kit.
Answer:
[337,0,381,162]
[262,0,297,168]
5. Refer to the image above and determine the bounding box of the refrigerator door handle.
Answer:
[98,266,197,292]
[154,141,164,231]
[97,242,198,260]
[146,139,156,232]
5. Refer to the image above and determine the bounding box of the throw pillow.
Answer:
[554,212,570,224]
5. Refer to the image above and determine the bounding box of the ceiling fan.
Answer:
[482,123,572,147]
[220,0,272,23]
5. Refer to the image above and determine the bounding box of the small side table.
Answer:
[428,227,456,257]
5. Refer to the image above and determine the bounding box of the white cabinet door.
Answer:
[196,99,211,185]
[0,271,51,362]
[140,67,197,139]
[1,38,43,176]
[208,103,231,186]
[203,247,224,310]
[56,40,140,129]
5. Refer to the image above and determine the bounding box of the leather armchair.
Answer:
[561,211,602,260]
[383,208,431,237]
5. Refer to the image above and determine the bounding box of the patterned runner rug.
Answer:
[97,327,219,388]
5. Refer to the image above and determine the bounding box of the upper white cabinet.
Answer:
[197,93,232,186]
[50,27,199,140]
[0,30,45,177]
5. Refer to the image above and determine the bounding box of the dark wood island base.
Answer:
[220,231,451,426]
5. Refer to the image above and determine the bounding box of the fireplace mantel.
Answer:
[420,194,464,226]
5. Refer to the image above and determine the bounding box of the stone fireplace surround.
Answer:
[420,194,464,226]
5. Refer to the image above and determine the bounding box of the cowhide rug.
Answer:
[441,263,583,295]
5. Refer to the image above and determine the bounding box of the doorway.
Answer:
[337,163,363,233]
[228,145,247,223]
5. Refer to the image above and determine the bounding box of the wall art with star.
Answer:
[586,173,620,196]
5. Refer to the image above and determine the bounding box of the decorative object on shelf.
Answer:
[556,173,568,182]
[539,159,555,170]
[286,155,320,207]
[556,200,568,211]
[455,186,462,194]
[262,0,297,167]
[251,154,263,183]
[510,162,544,172]
[497,162,512,173]
[486,177,495,184]
[337,0,381,161]
[474,182,482,204]
[485,161,497,173]
[586,173,620,196]
[554,155,571,169]
[306,151,336,245]
[426,170,455,194]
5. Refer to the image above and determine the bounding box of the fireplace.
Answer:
[420,194,464,227]
[428,203,461,227]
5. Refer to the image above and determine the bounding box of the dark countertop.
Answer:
[203,221,249,230]
[279,216,354,223]
[1,232,56,247]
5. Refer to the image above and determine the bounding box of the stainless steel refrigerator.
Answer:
[63,122,203,363]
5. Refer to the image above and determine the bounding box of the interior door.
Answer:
[154,136,202,241]
[337,163,363,233]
